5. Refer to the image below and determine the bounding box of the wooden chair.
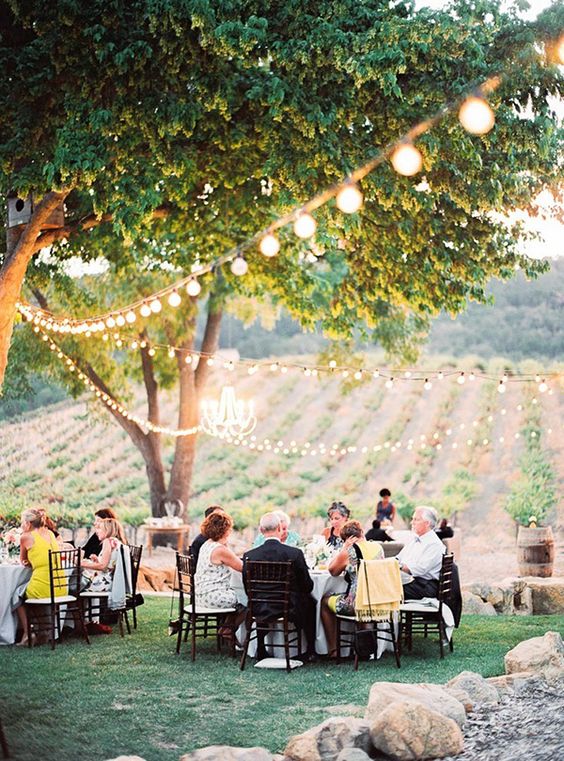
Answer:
[335,558,401,671]
[124,544,143,630]
[80,544,133,637]
[239,560,301,673]
[400,553,455,658]
[25,547,90,650]
[175,552,237,661]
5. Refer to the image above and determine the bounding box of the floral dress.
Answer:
[333,540,384,615]
[82,538,121,592]
[194,540,237,609]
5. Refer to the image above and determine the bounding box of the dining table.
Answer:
[0,562,32,645]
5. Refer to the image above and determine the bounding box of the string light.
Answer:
[498,380,506,394]
[149,298,162,314]
[167,290,181,308]
[186,278,202,297]
[259,233,280,257]
[336,183,363,214]
[125,310,136,323]
[457,372,466,385]
[538,380,548,393]
[458,96,495,134]
[140,302,151,318]
[293,213,317,239]
[391,143,423,176]
[230,255,248,276]
[424,378,432,390]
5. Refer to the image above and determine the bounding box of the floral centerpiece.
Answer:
[1,526,23,559]
[303,535,335,570]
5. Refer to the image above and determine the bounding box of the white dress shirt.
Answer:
[396,530,446,580]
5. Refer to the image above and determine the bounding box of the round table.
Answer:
[0,563,32,645]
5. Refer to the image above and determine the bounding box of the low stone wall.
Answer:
[462,576,564,616]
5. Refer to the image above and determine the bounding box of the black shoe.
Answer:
[297,652,319,664]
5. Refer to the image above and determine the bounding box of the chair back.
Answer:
[175,552,196,609]
[438,553,454,606]
[244,560,293,622]
[355,557,403,620]
[128,544,143,592]
[48,548,80,600]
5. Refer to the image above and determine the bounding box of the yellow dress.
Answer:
[25,530,67,599]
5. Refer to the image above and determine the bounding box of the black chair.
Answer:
[80,544,133,637]
[25,548,90,650]
[124,544,143,630]
[335,558,401,671]
[175,552,237,661]
[400,553,455,658]
[239,560,301,673]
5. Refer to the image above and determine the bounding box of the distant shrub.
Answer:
[395,491,416,523]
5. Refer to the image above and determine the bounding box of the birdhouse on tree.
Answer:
[7,194,65,229]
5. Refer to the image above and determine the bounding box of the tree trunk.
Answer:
[0,191,68,390]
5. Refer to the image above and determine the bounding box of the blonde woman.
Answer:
[82,518,127,592]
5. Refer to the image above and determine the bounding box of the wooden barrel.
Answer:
[517,526,555,578]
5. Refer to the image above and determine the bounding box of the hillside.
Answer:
[1,354,562,579]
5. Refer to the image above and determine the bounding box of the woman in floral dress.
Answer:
[194,511,242,608]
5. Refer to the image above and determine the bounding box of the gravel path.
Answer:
[445,680,564,761]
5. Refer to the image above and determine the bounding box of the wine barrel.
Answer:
[517,526,555,578]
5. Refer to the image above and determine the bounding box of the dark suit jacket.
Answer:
[242,538,313,621]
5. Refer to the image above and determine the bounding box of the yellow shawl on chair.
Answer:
[355,558,403,621]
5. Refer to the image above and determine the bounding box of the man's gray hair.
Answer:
[274,510,290,526]
[260,511,281,533]
[415,505,438,529]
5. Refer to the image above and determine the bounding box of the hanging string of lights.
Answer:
[37,329,559,450]
[15,59,540,332]
[24,313,559,392]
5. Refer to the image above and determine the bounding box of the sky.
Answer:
[415,0,563,260]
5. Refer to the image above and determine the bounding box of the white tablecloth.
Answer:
[0,564,32,645]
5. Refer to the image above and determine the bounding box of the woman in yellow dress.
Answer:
[320,519,384,657]
[14,508,66,646]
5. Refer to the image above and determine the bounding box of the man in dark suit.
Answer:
[242,512,317,662]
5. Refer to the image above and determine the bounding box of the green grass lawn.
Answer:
[2,598,563,761]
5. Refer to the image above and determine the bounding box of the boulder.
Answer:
[485,670,535,696]
[179,748,273,761]
[284,718,372,761]
[447,671,499,704]
[494,578,533,615]
[335,750,372,761]
[369,701,464,760]
[505,631,564,682]
[463,581,504,608]
[365,682,466,728]
[521,577,564,615]
[462,591,497,615]
[444,686,473,713]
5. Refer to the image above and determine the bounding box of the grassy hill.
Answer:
[1,355,561,565]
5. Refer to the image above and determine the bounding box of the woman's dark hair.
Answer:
[340,520,363,541]
[204,505,223,518]
[95,508,118,520]
[327,501,350,519]
[201,511,233,542]
[379,488,391,498]
[372,519,381,529]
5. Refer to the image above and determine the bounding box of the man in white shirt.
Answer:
[396,506,446,599]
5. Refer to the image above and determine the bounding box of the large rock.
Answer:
[444,686,473,714]
[284,718,372,761]
[179,748,274,761]
[365,682,466,727]
[447,671,499,704]
[521,577,564,615]
[369,701,464,760]
[505,631,564,682]
[485,670,535,696]
[335,750,372,761]
[462,591,497,616]
[463,582,504,608]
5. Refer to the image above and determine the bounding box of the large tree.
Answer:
[1,0,562,515]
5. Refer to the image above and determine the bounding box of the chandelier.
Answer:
[200,385,257,439]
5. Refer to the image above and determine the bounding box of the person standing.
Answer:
[376,488,396,525]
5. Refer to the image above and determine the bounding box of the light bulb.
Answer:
[457,373,466,385]
[186,278,201,296]
[336,183,363,213]
[424,379,432,390]
[150,299,162,313]
[115,314,125,327]
[293,213,317,239]
[538,380,548,393]
[106,316,116,328]
[391,143,423,176]
[385,378,394,389]
[259,233,280,257]
[125,310,137,323]
[231,256,248,276]
[459,97,495,135]
[168,348,175,359]
[140,303,151,318]
[498,381,506,394]
[148,347,156,357]
[168,290,181,308]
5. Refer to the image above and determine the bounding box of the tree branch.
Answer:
[139,328,161,428]
[195,305,223,393]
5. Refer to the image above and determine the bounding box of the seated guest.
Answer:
[14,508,67,646]
[243,512,317,662]
[396,506,445,599]
[82,518,128,592]
[191,505,224,566]
[435,518,454,540]
[194,511,242,609]
[376,488,396,525]
[323,501,351,549]
[365,519,393,542]
[320,520,384,657]
[252,510,301,547]
[82,508,120,559]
